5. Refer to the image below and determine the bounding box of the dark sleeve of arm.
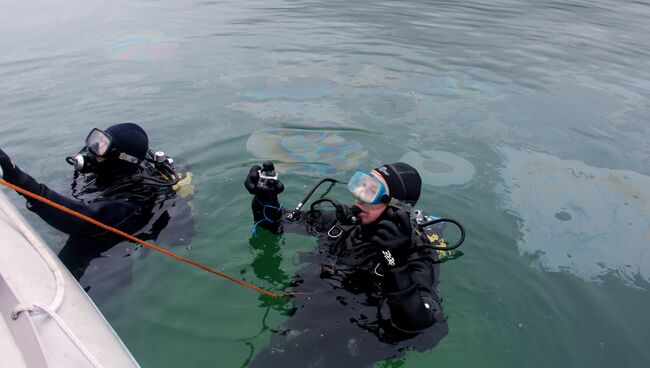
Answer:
[10,168,137,236]
[251,191,285,234]
[383,258,442,332]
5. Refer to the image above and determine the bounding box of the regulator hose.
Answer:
[286,177,340,220]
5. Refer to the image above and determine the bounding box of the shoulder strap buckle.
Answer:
[327,224,343,238]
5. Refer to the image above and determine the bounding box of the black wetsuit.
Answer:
[248,193,448,367]
[6,165,195,303]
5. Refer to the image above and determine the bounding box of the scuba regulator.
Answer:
[66,148,97,174]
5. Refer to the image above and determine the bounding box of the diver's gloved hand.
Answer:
[372,207,413,267]
[0,148,19,181]
[244,164,284,196]
[244,165,262,194]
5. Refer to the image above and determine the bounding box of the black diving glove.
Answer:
[0,148,19,182]
[0,148,42,199]
[244,163,284,196]
[372,207,413,268]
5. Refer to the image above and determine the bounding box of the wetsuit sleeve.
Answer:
[8,167,140,236]
[383,255,442,332]
[251,191,285,234]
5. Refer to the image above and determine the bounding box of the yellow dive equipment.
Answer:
[172,171,195,198]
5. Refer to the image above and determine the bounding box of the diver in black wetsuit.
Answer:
[0,123,195,302]
[244,162,448,368]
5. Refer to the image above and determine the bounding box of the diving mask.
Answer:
[84,128,139,164]
[66,128,141,173]
[86,128,112,157]
[348,170,387,205]
[347,170,414,212]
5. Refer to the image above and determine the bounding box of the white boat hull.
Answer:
[0,190,140,368]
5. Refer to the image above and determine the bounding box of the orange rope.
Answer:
[0,179,292,298]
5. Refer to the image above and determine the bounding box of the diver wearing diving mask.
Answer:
[1,123,193,302]
[67,127,142,175]
[244,162,448,368]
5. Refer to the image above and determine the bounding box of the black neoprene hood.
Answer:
[105,123,149,162]
[374,162,422,206]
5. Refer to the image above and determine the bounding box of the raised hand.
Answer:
[0,148,18,180]
[244,163,284,196]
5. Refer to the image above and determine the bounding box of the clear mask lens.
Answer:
[85,128,112,157]
[347,171,384,204]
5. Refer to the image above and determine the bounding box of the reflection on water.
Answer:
[500,147,650,288]
[229,100,352,123]
[246,125,367,176]
[242,76,336,101]
[105,31,178,61]
[401,150,476,187]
